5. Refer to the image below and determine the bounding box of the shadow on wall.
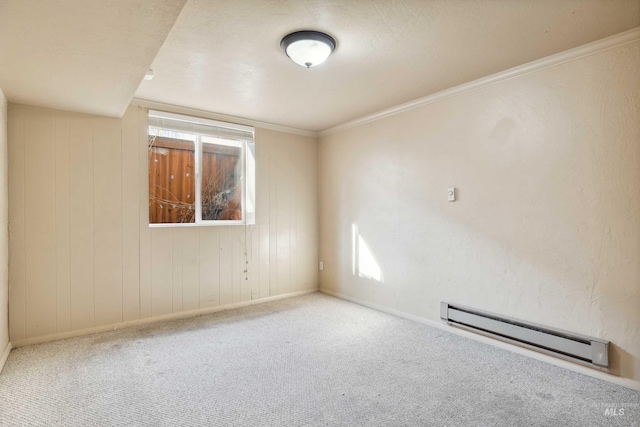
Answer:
[351,223,383,283]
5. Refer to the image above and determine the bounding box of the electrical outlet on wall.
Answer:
[319,261,324,271]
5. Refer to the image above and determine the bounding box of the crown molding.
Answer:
[319,27,640,137]
[131,98,318,138]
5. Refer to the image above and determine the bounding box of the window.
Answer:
[148,110,255,226]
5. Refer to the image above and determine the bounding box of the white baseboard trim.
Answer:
[320,288,640,392]
[0,341,12,374]
[12,289,318,348]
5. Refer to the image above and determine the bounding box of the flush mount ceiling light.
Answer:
[280,30,336,68]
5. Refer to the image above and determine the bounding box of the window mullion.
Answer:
[195,136,202,223]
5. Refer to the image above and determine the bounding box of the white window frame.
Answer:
[148,110,256,228]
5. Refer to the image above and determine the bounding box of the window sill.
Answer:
[149,220,247,228]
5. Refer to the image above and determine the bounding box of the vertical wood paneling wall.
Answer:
[8,104,318,343]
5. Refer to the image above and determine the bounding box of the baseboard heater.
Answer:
[440,301,609,370]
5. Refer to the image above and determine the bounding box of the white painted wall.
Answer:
[319,42,640,383]
[8,105,318,343]
[0,88,8,356]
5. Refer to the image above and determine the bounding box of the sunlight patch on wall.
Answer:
[351,224,383,282]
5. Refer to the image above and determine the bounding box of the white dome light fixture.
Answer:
[281,31,336,68]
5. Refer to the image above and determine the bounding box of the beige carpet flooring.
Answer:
[0,293,638,426]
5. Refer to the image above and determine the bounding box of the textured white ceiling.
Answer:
[0,1,638,128]
[135,0,640,132]
[0,0,187,117]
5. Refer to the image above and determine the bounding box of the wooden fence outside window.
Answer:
[149,136,242,224]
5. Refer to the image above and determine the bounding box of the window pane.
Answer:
[201,142,242,221]
[149,133,196,223]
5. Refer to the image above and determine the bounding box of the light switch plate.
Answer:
[448,188,456,202]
